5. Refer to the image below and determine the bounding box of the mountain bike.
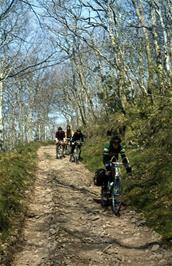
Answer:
[70,141,81,164]
[101,158,123,216]
[56,142,64,159]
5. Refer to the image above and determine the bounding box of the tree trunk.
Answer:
[132,0,154,102]
[155,1,171,74]
[150,1,164,94]
[0,78,4,151]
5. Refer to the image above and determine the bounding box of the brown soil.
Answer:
[11,146,172,266]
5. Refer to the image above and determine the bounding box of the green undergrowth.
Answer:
[82,136,107,171]
[123,148,172,240]
[82,106,172,241]
[0,141,43,254]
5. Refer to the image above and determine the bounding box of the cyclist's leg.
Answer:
[78,144,82,159]
[62,141,65,157]
[56,142,59,158]
[70,143,75,161]
[71,143,75,154]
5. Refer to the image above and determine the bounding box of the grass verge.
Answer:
[123,148,172,240]
[0,142,42,263]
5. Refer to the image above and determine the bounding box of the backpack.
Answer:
[93,168,106,186]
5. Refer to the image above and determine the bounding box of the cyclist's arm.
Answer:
[62,131,65,140]
[71,133,77,142]
[55,132,59,143]
[80,133,84,143]
[119,145,131,174]
[103,144,111,166]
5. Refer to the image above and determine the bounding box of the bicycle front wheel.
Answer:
[57,146,63,159]
[74,148,79,164]
[111,195,121,216]
[111,177,121,215]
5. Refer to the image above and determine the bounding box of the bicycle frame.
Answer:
[73,142,81,163]
[65,141,71,155]
[109,162,122,194]
[101,160,123,215]
[70,141,81,163]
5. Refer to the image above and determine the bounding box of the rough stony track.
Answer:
[12,146,172,266]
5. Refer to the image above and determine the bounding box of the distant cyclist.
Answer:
[55,127,65,158]
[65,125,72,154]
[70,129,84,160]
[66,125,72,140]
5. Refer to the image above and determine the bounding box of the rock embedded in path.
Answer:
[158,259,168,265]
[136,219,146,226]
[151,244,160,251]
[90,215,100,221]
[103,245,119,256]
[131,218,137,223]
[155,254,163,260]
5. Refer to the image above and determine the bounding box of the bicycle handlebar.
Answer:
[110,156,123,165]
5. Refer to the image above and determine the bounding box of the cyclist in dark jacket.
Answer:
[103,135,132,174]
[55,127,65,141]
[55,127,65,157]
[70,129,84,159]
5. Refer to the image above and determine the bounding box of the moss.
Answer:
[119,143,172,237]
[82,136,106,171]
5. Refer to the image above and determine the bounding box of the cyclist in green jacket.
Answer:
[103,135,132,174]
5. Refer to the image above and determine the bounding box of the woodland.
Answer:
[0,0,171,149]
[0,0,172,255]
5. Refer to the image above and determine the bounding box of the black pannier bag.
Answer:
[93,168,106,186]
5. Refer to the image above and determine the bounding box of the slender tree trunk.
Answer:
[132,0,154,102]
[107,0,128,113]
[76,55,97,120]
[155,1,171,74]
[150,1,165,94]
[0,78,3,150]
[71,59,87,125]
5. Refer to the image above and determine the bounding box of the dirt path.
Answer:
[12,146,172,266]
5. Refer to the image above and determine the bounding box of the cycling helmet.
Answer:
[110,135,121,144]
[58,127,62,130]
